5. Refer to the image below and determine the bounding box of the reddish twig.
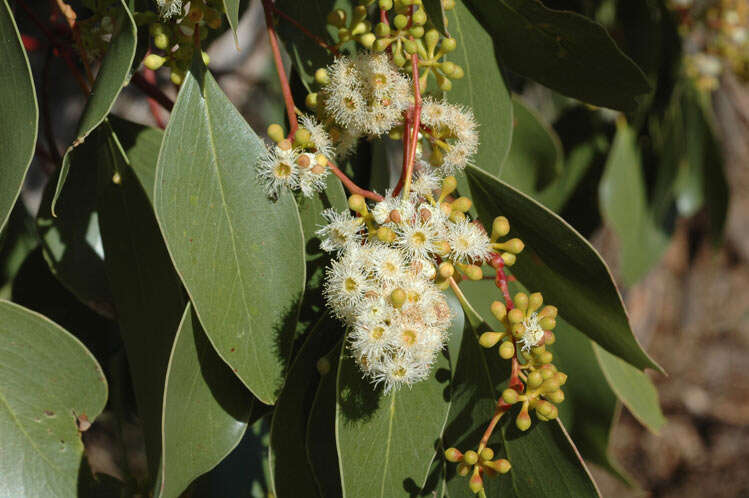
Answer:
[143,68,166,128]
[400,51,422,198]
[329,161,384,202]
[52,0,94,84]
[131,71,174,111]
[261,0,298,136]
[272,6,338,54]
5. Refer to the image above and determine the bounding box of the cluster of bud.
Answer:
[140,0,223,85]
[444,446,511,493]
[256,116,332,199]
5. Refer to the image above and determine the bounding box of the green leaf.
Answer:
[536,142,596,213]
[159,303,252,498]
[269,314,344,497]
[599,122,668,286]
[94,120,186,482]
[459,279,631,483]
[500,97,562,195]
[462,0,650,111]
[37,145,115,319]
[153,57,306,404]
[274,0,353,88]
[222,0,240,44]
[593,344,665,434]
[295,176,347,335]
[306,342,343,498]
[107,115,164,202]
[446,0,513,174]
[423,0,448,35]
[466,164,661,372]
[52,0,137,215]
[0,0,38,234]
[335,294,464,497]
[0,299,108,497]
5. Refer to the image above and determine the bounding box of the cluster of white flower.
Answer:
[420,98,479,174]
[318,177,498,392]
[255,115,333,199]
[156,0,183,19]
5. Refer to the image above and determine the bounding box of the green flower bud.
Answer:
[546,389,565,404]
[391,288,407,308]
[393,14,408,29]
[541,377,560,393]
[469,469,483,494]
[377,226,397,243]
[392,50,407,67]
[491,216,510,240]
[314,68,330,85]
[353,5,368,20]
[514,292,528,312]
[374,37,391,52]
[527,370,543,389]
[535,400,554,418]
[464,265,482,281]
[538,351,553,364]
[539,364,554,380]
[515,409,531,431]
[154,33,170,50]
[539,305,558,319]
[144,54,166,70]
[409,25,424,38]
[150,23,166,36]
[479,331,504,349]
[438,261,454,279]
[490,301,507,321]
[425,29,439,52]
[502,388,519,404]
[267,124,285,143]
[441,36,457,52]
[449,210,465,223]
[358,32,376,48]
[480,447,494,461]
[489,458,511,474]
[554,372,568,386]
[294,127,311,147]
[403,39,418,54]
[444,447,463,462]
[305,92,318,109]
[451,196,472,213]
[507,308,524,324]
[451,64,465,79]
[351,21,369,36]
[457,462,471,476]
[170,69,185,86]
[528,292,543,314]
[463,450,478,466]
[539,316,556,331]
[375,22,391,37]
[437,73,452,91]
[338,27,352,42]
[327,9,347,27]
[499,340,515,359]
[500,252,516,266]
[440,176,458,199]
[412,7,427,25]
[379,0,393,9]
[348,194,368,214]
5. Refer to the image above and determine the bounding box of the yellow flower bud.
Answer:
[348,194,367,214]
[390,288,407,308]
[468,468,483,494]
[514,292,528,312]
[516,409,531,431]
[499,340,515,359]
[502,388,519,405]
[267,124,285,143]
[507,308,524,324]
[144,54,166,70]
[444,447,463,462]
[463,450,478,466]
[491,216,510,240]
[451,196,472,213]
[438,261,454,279]
[479,447,494,461]
[439,176,457,201]
[479,331,504,349]
[527,370,543,389]
[464,265,482,281]
[528,292,543,314]
[546,389,565,404]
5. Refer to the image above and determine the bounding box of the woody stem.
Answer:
[261,0,298,136]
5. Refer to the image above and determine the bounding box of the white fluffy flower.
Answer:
[420,97,478,173]
[299,114,333,158]
[324,256,371,320]
[447,219,492,263]
[316,209,363,253]
[255,145,299,199]
[156,0,182,18]
[394,219,438,260]
[372,246,407,283]
[411,164,441,197]
[519,312,545,351]
[371,351,430,393]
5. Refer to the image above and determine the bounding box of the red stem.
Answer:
[329,161,384,201]
[261,0,298,136]
[143,68,166,128]
[131,72,174,111]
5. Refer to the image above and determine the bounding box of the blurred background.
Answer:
[5,0,748,496]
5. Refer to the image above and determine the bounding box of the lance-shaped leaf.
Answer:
[0,300,107,497]
[94,120,186,482]
[306,342,343,498]
[443,288,600,497]
[423,0,448,35]
[222,0,240,43]
[0,0,38,233]
[462,0,650,111]
[465,164,661,372]
[269,314,344,497]
[335,295,464,497]
[153,57,306,404]
[446,0,513,174]
[599,122,668,286]
[37,144,115,319]
[158,303,252,498]
[500,97,563,195]
[52,0,137,214]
